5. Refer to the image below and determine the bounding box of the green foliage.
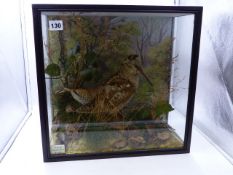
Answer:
[126,37,173,121]
[148,37,172,65]
[128,107,151,120]
[134,79,153,102]
[146,37,172,101]
[47,15,174,124]
[155,101,174,116]
[52,92,79,123]
[45,63,61,76]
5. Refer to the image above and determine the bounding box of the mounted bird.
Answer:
[64,54,153,115]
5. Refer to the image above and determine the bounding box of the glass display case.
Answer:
[33,4,202,162]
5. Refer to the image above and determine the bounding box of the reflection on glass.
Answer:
[41,12,193,155]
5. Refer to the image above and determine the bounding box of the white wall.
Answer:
[0,0,30,160]
[178,0,233,163]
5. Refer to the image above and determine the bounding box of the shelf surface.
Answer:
[0,108,233,175]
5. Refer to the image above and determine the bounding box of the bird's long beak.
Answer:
[135,64,153,86]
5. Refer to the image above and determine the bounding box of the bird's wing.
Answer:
[71,87,100,105]
[104,75,136,108]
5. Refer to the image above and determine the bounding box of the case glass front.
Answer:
[33,5,202,161]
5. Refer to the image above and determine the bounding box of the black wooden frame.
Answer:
[32,4,202,162]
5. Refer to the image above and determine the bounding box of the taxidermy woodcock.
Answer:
[64,55,153,116]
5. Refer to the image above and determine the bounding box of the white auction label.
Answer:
[50,144,65,154]
[49,20,63,31]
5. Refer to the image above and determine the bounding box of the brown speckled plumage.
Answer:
[65,55,153,115]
